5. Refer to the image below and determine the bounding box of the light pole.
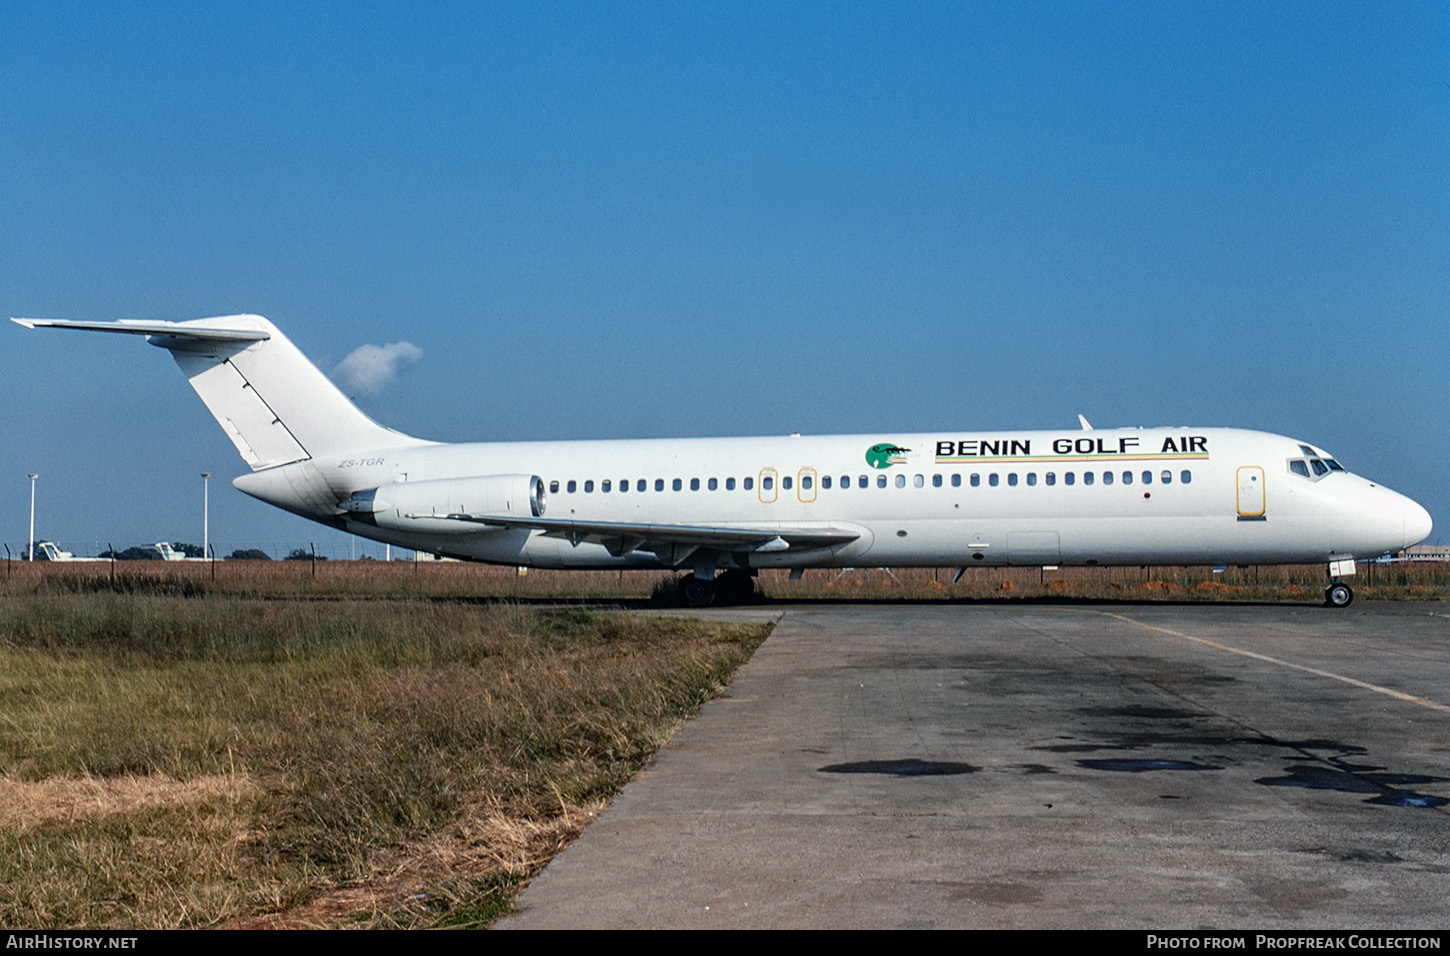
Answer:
[27,474,37,562]
[201,472,210,561]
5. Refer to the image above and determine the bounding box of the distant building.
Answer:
[1403,545,1450,562]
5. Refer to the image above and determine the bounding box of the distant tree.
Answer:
[285,547,327,561]
[228,548,272,561]
[172,542,205,558]
[101,546,161,561]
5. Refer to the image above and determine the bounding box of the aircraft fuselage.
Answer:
[234,426,1430,571]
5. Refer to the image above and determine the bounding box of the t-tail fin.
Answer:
[12,315,431,469]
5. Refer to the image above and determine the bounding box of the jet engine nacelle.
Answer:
[341,474,546,534]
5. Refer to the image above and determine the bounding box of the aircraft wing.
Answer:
[435,513,860,561]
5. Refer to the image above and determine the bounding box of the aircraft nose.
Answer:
[1403,498,1433,549]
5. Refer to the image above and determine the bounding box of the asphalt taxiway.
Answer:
[497,601,1450,929]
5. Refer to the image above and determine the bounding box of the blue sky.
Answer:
[3,1,1446,557]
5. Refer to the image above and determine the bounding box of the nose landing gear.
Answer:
[1323,557,1356,608]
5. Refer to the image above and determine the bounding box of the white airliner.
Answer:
[14,314,1432,607]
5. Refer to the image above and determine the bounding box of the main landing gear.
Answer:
[678,570,756,608]
[1324,581,1353,608]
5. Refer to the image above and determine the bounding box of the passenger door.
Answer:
[1236,466,1265,520]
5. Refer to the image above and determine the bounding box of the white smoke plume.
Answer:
[334,341,423,396]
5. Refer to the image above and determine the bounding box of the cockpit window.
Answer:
[1288,454,1344,480]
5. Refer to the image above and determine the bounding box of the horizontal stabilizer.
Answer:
[12,318,270,343]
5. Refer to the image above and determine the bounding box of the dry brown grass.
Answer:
[0,774,253,829]
[0,591,770,929]
[4,557,1444,604]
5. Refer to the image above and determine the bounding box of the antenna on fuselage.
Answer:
[1077,414,1093,431]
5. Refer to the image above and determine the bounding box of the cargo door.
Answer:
[1007,531,1061,566]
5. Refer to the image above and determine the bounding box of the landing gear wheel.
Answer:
[679,574,717,608]
[715,570,756,603]
[1324,582,1353,608]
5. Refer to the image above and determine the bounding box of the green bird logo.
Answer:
[865,443,910,469]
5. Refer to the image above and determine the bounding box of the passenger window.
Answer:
[567,480,577,493]
[1180,471,1191,484]
[601,480,611,492]
[762,476,774,490]
[708,477,718,491]
[782,476,793,490]
[859,475,868,488]
[1084,472,1094,486]
[1007,473,1017,486]
[1065,472,1075,486]
[619,479,628,493]
[1122,471,1132,485]
[951,474,961,487]
[802,475,813,490]
[689,478,699,491]
[1026,473,1037,486]
[913,474,924,488]
[744,477,754,490]
[549,480,560,494]
[584,480,594,493]
[989,474,999,487]
[1102,472,1113,486]
[672,478,682,491]
[970,474,980,487]
[877,475,887,488]
[1141,471,1152,484]
[932,474,942,487]
[843,475,852,488]
[654,479,664,492]
[894,474,906,488]
[726,477,735,490]
[1046,473,1055,486]
[1160,471,1171,484]
[822,475,831,489]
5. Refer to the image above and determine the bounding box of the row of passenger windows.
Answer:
[549,470,1195,494]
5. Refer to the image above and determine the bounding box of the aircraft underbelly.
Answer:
[349,509,1373,570]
